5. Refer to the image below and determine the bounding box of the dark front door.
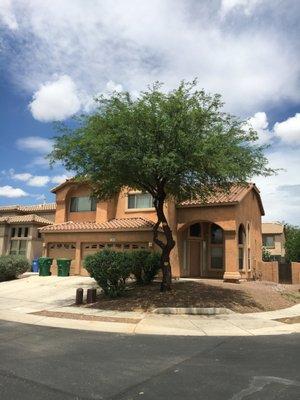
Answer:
[189,241,201,277]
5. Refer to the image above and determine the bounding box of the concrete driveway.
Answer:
[0,273,96,313]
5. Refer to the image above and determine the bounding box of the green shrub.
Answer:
[84,250,132,298]
[0,255,30,282]
[130,250,161,284]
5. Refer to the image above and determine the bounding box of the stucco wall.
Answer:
[291,262,300,284]
[263,233,285,258]
[236,190,263,279]
[256,261,279,283]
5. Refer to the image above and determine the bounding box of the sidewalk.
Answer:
[0,275,299,336]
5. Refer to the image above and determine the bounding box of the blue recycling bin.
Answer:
[32,258,39,273]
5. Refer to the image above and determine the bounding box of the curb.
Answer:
[152,307,234,315]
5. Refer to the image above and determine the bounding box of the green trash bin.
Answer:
[57,258,71,276]
[38,257,53,276]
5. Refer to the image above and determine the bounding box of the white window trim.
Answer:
[125,192,155,212]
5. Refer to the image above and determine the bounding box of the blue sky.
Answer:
[0,0,300,224]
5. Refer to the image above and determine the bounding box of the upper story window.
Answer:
[127,193,154,209]
[70,196,97,212]
[263,235,275,248]
[11,226,29,238]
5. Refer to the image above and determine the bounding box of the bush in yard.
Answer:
[84,250,131,298]
[130,250,161,285]
[0,255,30,282]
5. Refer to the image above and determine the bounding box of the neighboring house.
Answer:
[262,222,285,261]
[39,180,264,282]
[0,204,56,262]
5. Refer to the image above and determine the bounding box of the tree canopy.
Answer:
[50,81,273,290]
[284,224,300,262]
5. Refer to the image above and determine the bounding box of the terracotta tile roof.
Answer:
[262,222,284,234]
[39,217,156,232]
[179,183,264,215]
[0,214,53,225]
[0,203,56,213]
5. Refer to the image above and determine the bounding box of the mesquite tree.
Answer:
[50,81,273,291]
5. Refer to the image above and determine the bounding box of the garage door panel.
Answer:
[80,242,149,275]
[48,243,76,275]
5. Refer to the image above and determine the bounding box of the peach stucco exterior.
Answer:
[40,181,264,281]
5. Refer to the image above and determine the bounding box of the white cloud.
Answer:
[16,136,53,154]
[255,147,300,225]
[27,176,50,187]
[1,1,299,115]
[50,174,71,185]
[0,185,27,198]
[244,112,272,145]
[10,172,33,181]
[273,113,300,145]
[221,0,263,16]
[29,75,81,122]
[0,0,18,30]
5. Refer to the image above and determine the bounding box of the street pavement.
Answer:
[0,320,299,399]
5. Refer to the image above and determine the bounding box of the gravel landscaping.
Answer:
[87,279,300,313]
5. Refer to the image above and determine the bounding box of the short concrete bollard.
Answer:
[75,288,83,305]
[86,288,97,304]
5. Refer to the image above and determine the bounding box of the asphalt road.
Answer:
[0,320,299,399]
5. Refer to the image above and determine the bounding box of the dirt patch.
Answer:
[86,279,300,313]
[31,310,141,324]
[275,316,300,324]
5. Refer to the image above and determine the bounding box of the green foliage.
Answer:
[284,224,300,262]
[84,250,131,297]
[50,80,273,203]
[130,250,161,284]
[262,246,272,261]
[0,255,30,282]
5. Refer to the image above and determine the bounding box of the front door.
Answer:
[189,241,201,277]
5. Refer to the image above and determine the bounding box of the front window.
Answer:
[210,224,224,269]
[211,224,223,244]
[70,196,97,212]
[10,240,27,256]
[263,235,275,248]
[211,247,223,269]
[127,193,153,209]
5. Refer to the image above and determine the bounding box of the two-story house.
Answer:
[262,222,285,262]
[0,203,56,261]
[39,179,264,282]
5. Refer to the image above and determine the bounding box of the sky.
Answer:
[0,0,299,224]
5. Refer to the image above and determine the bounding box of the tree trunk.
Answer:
[153,192,175,291]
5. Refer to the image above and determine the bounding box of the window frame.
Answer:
[69,196,97,212]
[263,235,275,249]
[127,192,154,210]
[9,239,28,256]
[209,223,224,270]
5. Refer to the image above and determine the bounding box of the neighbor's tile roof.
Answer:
[179,183,264,215]
[39,217,156,232]
[0,203,56,213]
[0,214,53,225]
[262,222,284,234]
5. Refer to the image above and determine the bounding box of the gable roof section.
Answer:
[262,222,284,234]
[0,214,53,225]
[0,203,56,213]
[179,183,264,215]
[39,217,156,233]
